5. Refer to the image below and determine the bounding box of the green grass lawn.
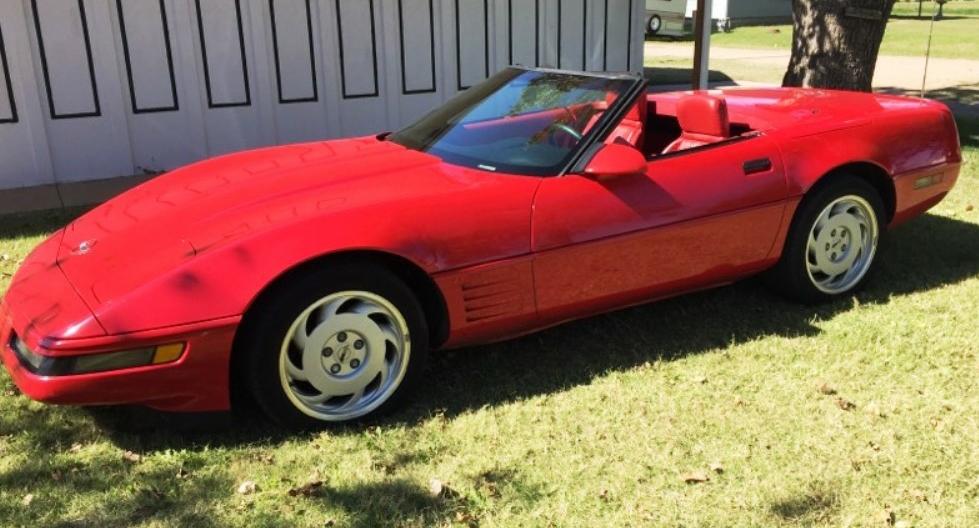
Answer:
[2,121,978,526]
[707,0,979,59]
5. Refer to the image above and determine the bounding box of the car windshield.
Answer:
[388,68,636,176]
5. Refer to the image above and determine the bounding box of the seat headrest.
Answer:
[676,94,729,138]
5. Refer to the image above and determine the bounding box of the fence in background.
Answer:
[0,0,642,192]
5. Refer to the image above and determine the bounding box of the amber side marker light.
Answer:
[8,333,185,376]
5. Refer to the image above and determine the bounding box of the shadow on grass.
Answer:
[889,14,972,21]
[0,207,87,240]
[876,85,979,122]
[643,66,735,87]
[769,482,841,524]
[0,450,233,527]
[22,210,969,453]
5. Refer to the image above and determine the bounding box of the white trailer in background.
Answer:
[645,0,689,36]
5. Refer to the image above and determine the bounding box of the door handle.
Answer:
[743,158,772,175]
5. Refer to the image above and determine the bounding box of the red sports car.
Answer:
[1,68,961,426]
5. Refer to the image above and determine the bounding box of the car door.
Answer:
[531,133,789,322]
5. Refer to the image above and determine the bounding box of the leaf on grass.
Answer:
[428,478,460,500]
[681,471,710,484]
[817,382,837,395]
[835,397,856,411]
[908,488,928,503]
[692,375,708,384]
[22,493,34,506]
[876,507,895,526]
[287,480,324,498]
[122,450,143,463]
[69,443,83,453]
[0,254,9,261]
[237,480,257,495]
[454,511,479,527]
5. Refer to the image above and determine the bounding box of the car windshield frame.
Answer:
[388,67,645,177]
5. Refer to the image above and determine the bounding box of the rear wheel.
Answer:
[240,263,428,427]
[767,177,884,303]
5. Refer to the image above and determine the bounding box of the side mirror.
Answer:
[582,143,646,181]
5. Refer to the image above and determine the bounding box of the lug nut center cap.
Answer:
[321,330,367,376]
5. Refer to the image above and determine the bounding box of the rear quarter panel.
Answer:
[772,98,960,226]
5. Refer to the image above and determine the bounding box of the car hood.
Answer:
[57,136,441,309]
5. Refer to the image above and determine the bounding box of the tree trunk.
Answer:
[782,0,896,91]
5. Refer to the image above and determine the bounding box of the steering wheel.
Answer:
[545,121,583,142]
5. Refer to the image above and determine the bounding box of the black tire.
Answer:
[238,262,429,428]
[647,15,662,35]
[766,176,885,303]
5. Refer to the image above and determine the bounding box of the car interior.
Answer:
[602,93,756,160]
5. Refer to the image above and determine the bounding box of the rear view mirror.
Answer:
[582,143,646,181]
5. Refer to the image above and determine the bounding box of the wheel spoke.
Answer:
[351,301,385,318]
[291,317,309,349]
[297,391,331,405]
[379,325,400,346]
[313,297,347,325]
[286,359,308,382]
[814,206,832,233]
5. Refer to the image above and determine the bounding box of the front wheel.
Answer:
[766,177,884,303]
[240,263,429,427]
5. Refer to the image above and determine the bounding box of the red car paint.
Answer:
[1,86,961,412]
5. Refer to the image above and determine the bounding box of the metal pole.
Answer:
[921,1,938,97]
[691,0,712,89]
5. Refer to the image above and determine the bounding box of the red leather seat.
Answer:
[582,93,646,148]
[662,94,730,153]
[606,98,646,148]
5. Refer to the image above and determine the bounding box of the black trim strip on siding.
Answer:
[335,0,379,99]
[398,0,436,95]
[507,0,539,67]
[270,0,318,103]
[31,0,101,119]
[116,0,179,114]
[195,0,251,108]
[557,0,561,68]
[626,0,633,69]
[582,0,588,69]
[0,20,17,124]
[455,0,489,90]
[603,0,635,71]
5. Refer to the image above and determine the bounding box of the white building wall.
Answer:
[0,0,644,191]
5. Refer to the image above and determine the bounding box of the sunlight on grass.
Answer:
[705,0,979,60]
[1,122,977,525]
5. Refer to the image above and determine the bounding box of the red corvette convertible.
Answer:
[1,67,960,426]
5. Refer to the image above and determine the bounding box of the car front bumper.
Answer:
[1,289,240,413]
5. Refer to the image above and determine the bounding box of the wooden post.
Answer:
[691,0,712,89]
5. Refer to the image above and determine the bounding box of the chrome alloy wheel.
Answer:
[805,195,879,294]
[278,291,410,421]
